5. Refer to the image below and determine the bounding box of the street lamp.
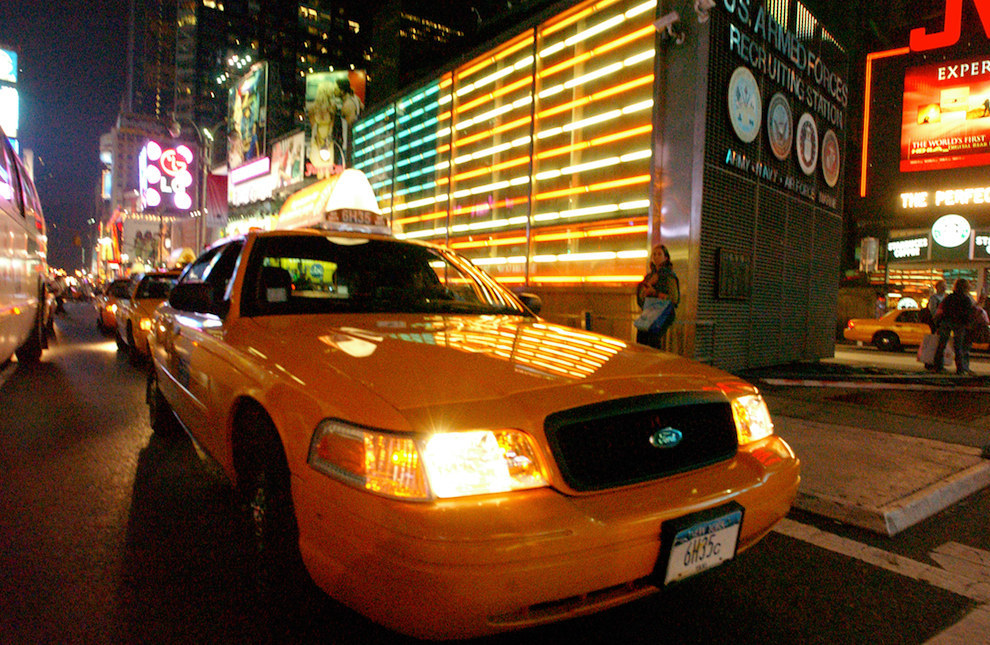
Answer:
[168,115,226,252]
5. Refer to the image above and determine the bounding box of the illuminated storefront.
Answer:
[858,2,990,306]
[354,0,848,370]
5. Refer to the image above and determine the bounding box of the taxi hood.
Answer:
[247,314,734,414]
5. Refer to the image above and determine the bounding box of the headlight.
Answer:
[139,317,153,332]
[308,420,549,501]
[108,304,117,313]
[730,394,775,445]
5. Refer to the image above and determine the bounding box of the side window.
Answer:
[181,242,243,302]
[182,247,223,284]
[0,137,25,217]
[204,242,243,301]
[898,310,920,323]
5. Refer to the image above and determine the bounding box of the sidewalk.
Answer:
[738,351,990,536]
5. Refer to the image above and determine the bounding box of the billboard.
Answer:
[228,62,268,170]
[0,48,16,84]
[139,140,195,212]
[900,56,990,172]
[270,131,305,189]
[305,71,366,173]
[0,86,17,138]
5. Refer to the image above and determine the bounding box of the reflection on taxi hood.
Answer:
[246,314,725,412]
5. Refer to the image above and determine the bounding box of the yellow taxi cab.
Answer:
[115,269,181,361]
[95,278,133,334]
[146,226,799,639]
[843,307,990,352]
[842,308,929,351]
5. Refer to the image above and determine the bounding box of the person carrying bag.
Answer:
[635,244,679,349]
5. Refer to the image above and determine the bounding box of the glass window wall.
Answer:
[353,0,657,288]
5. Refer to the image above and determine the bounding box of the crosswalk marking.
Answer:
[774,519,990,644]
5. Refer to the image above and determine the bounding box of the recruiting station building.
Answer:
[353,0,848,371]
[858,2,990,307]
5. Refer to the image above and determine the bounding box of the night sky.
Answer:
[1,0,129,271]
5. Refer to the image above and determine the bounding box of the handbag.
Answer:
[917,333,954,364]
[634,297,674,333]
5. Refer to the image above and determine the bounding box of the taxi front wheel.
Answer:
[147,371,182,437]
[234,409,309,612]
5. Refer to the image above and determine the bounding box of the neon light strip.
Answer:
[539,48,654,100]
[541,0,624,38]
[861,47,909,197]
[454,135,531,166]
[540,15,625,59]
[391,134,650,212]
[456,56,534,98]
[537,124,652,160]
[397,201,649,238]
[451,222,647,249]
[230,156,271,184]
[456,77,533,114]
[457,34,534,80]
[535,174,650,201]
[455,116,531,148]
[540,25,655,80]
[456,95,534,132]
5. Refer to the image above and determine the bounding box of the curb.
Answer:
[773,416,990,537]
[794,460,990,536]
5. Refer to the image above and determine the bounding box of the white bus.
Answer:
[0,125,48,364]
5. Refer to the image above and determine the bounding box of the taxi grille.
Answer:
[544,393,738,492]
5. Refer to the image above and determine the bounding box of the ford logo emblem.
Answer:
[650,427,683,449]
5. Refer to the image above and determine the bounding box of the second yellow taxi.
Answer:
[115,269,181,362]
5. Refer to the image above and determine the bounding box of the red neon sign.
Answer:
[910,0,990,51]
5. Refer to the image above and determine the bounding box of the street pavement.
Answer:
[739,344,990,536]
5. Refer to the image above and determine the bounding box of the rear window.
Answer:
[136,275,178,299]
[107,280,132,298]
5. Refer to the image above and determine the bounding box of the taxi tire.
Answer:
[127,324,142,366]
[234,409,309,615]
[15,303,44,364]
[147,371,182,437]
[873,331,901,352]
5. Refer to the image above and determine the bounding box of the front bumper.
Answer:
[292,436,799,640]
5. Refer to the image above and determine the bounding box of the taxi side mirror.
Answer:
[517,292,542,316]
[169,282,228,317]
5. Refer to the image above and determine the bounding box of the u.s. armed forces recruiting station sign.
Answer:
[719,0,848,210]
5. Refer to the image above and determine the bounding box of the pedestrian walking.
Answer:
[932,278,977,375]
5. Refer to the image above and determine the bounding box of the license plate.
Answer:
[659,503,743,585]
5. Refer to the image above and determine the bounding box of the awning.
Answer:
[275,169,389,234]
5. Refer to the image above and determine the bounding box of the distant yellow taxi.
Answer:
[147,228,799,639]
[842,307,990,352]
[115,269,181,361]
[95,278,133,333]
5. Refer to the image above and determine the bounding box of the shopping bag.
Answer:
[917,333,953,364]
[634,297,674,332]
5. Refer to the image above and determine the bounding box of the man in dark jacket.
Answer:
[933,278,976,374]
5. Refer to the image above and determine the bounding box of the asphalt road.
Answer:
[1,302,987,644]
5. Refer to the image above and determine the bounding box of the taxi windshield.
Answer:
[244,235,529,317]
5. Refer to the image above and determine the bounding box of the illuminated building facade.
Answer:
[354,0,849,370]
[856,0,990,308]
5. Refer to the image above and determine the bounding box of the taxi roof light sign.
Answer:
[276,169,391,235]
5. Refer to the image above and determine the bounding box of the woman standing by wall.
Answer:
[635,244,679,349]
